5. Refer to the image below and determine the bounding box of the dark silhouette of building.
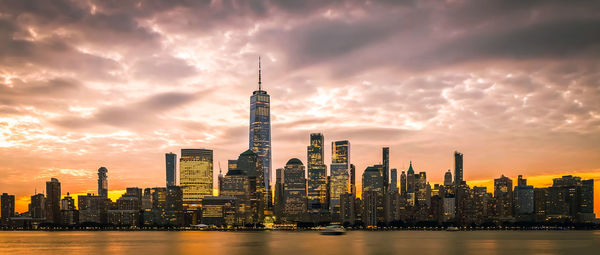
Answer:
[45,178,61,224]
[1,193,15,225]
[454,151,463,185]
[97,167,108,198]
[166,153,177,186]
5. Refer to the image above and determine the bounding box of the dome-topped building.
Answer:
[286,158,303,166]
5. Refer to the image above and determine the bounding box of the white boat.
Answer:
[320,225,346,235]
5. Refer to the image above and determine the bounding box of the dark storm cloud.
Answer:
[52,91,204,129]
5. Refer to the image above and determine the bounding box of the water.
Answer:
[0,231,599,255]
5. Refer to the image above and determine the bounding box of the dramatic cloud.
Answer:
[0,0,599,213]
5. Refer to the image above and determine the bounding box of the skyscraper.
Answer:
[330,140,350,217]
[29,193,45,219]
[362,165,384,227]
[180,149,213,205]
[283,158,307,221]
[494,174,513,219]
[444,170,452,186]
[166,152,177,186]
[307,133,327,211]
[382,147,389,193]
[249,57,272,208]
[45,178,61,224]
[98,167,108,198]
[454,151,463,185]
[390,168,398,193]
[400,170,406,196]
[514,175,534,221]
[1,193,15,224]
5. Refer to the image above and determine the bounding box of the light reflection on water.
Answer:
[0,231,599,255]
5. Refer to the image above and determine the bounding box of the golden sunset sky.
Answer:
[0,0,599,214]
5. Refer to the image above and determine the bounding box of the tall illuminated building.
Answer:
[307,133,327,211]
[166,152,177,186]
[494,174,513,219]
[444,170,453,186]
[454,151,463,185]
[283,158,307,221]
[249,57,272,208]
[362,165,384,227]
[45,178,61,224]
[97,167,108,197]
[180,149,213,205]
[330,140,350,218]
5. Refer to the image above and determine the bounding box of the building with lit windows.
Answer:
[307,133,327,211]
[249,57,272,209]
[494,175,513,220]
[330,140,350,218]
[283,158,307,222]
[180,149,213,205]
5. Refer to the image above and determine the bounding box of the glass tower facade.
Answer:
[166,153,176,186]
[330,140,350,216]
[307,133,327,211]
[250,58,272,209]
[180,149,213,205]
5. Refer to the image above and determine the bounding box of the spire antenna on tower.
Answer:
[258,56,262,91]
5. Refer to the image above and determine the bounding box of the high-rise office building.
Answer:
[330,140,350,216]
[415,172,429,206]
[390,168,398,193]
[382,147,389,192]
[494,175,513,219]
[249,57,272,208]
[444,170,452,186]
[61,194,76,210]
[166,152,177,186]
[98,167,108,197]
[514,175,534,220]
[579,179,595,221]
[307,133,327,211]
[362,165,384,227]
[29,193,45,219]
[180,149,213,205]
[400,170,406,196]
[60,193,78,225]
[454,151,463,185]
[406,162,415,193]
[234,149,265,224]
[283,158,307,221]
[1,193,15,224]
[274,168,284,219]
[350,164,356,195]
[45,178,61,224]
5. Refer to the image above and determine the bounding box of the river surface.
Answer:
[1,231,599,255]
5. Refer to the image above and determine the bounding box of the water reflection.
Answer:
[0,231,598,255]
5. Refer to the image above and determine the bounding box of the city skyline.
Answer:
[0,0,599,217]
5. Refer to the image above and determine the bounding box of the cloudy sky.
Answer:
[1,0,599,213]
